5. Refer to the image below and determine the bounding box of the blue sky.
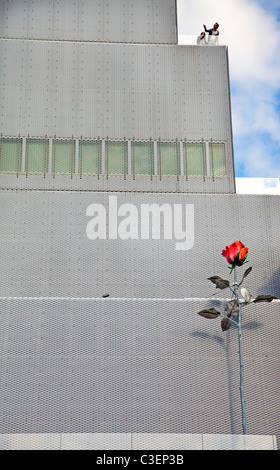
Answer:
[177,0,280,185]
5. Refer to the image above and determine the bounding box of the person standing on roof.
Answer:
[196,31,207,45]
[203,22,219,45]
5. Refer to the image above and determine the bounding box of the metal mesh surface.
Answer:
[0,189,279,447]
[0,0,278,450]
[0,297,279,442]
[0,0,178,44]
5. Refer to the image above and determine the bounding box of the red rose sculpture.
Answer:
[197,241,277,436]
[222,240,248,272]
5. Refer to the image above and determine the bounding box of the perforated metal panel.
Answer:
[0,297,279,441]
[0,191,278,299]
[0,39,235,191]
[0,190,279,447]
[0,41,232,141]
[0,0,178,44]
[0,0,279,451]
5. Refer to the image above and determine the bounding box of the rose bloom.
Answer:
[222,241,248,267]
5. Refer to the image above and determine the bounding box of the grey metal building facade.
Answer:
[0,0,279,450]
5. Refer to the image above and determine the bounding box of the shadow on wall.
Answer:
[190,329,224,346]
[190,297,262,436]
[258,268,280,298]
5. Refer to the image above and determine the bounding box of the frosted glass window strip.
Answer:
[133,141,154,176]
[153,141,158,176]
[105,140,128,176]
[52,139,75,174]
[127,140,132,175]
[79,140,101,175]
[210,142,227,177]
[21,137,26,173]
[0,137,22,173]
[48,139,53,174]
[0,136,227,179]
[158,141,178,176]
[25,138,49,174]
[75,139,79,174]
[205,141,211,178]
[179,141,184,177]
[184,142,205,177]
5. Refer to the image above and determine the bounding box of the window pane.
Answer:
[159,141,178,176]
[106,140,127,175]
[53,139,74,174]
[184,142,205,176]
[133,141,153,175]
[210,142,227,176]
[26,138,48,173]
[79,140,101,174]
[0,138,21,172]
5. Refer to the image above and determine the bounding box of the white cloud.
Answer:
[178,0,280,85]
[235,177,280,194]
[177,0,280,82]
[177,0,280,177]
[234,139,280,177]
[231,84,280,141]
